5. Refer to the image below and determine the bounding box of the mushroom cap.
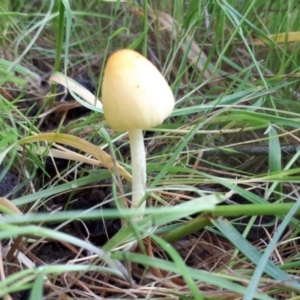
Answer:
[101,49,175,131]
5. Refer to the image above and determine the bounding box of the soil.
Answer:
[0,166,25,199]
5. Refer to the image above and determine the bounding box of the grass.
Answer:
[2,0,300,299]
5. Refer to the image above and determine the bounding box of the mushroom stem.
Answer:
[128,128,146,221]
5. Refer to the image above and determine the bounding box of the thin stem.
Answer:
[162,202,298,243]
[128,129,146,221]
[202,144,300,157]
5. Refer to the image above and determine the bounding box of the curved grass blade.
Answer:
[49,72,103,112]
[243,200,300,299]
[212,218,300,292]
[151,234,203,299]
[18,133,131,182]
[0,223,128,280]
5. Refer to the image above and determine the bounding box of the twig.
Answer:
[202,144,300,157]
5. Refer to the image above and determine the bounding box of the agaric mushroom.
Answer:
[101,49,175,221]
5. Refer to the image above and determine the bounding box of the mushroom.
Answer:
[101,49,175,221]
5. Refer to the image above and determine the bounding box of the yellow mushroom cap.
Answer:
[101,49,175,131]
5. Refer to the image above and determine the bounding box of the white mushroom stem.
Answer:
[128,129,146,221]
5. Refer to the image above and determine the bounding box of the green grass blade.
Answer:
[243,200,300,299]
[151,234,204,300]
[266,124,282,200]
[29,270,44,300]
[212,218,300,292]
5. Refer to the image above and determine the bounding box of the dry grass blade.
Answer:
[18,133,132,182]
[145,237,186,288]
[49,72,102,110]
[251,31,300,45]
[0,197,22,215]
[0,244,13,300]
[18,145,101,166]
